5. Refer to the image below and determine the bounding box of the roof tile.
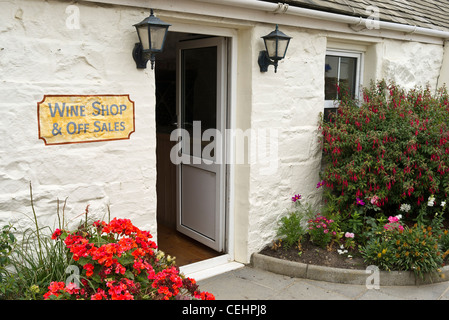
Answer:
[268,0,449,31]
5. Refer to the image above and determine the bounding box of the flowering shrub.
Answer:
[362,216,444,278]
[320,80,449,220]
[46,217,214,300]
[307,214,336,248]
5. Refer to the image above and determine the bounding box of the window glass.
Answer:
[325,55,339,100]
[325,55,358,101]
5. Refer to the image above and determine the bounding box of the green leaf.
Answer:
[92,273,102,284]
[124,270,135,280]
[77,257,91,266]
[117,254,135,266]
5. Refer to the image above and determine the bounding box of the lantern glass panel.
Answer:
[277,38,289,59]
[265,38,277,59]
[149,26,167,52]
[137,25,150,50]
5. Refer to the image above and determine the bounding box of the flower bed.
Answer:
[46,217,214,300]
[268,195,449,280]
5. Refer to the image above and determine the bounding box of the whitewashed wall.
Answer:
[233,25,327,262]
[381,39,444,90]
[437,40,449,89]
[0,1,158,237]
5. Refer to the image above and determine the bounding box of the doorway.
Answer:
[155,32,227,266]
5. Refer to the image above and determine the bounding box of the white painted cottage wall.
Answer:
[240,25,327,262]
[381,39,444,90]
[0,1,158,236]
[437,41,449,89]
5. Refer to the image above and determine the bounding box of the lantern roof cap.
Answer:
[133,9,171,28]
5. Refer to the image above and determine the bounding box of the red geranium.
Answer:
[45,216,214,300]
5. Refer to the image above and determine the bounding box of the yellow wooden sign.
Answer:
[38,95,135,145]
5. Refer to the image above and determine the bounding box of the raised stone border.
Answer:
[251,253,449,286]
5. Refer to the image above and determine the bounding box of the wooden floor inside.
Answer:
[157,224,221,266]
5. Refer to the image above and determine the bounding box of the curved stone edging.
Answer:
[251,253,449,286]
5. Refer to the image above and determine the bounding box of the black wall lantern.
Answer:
[132,9,171,69]
[258,24,292,73]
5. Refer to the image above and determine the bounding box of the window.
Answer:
[324,50,362,120]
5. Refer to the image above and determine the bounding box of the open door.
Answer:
[175,37,226,252]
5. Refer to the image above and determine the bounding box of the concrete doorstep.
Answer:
[251,253,449,286]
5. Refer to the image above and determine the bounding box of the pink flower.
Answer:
[388,216,399,223]
[384,216,404,232]
[345,232,354,238]
[356,197,365,206]
[292,194,302,202]
[64,282,80,295]
[316,180,325,188]
[370,195,380,205]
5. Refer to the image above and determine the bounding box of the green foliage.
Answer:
[344,211,364,235]
[0,225,16,283]
[0,185,72,300]
[362,223,444,279]
[320,80,449,220]
[440,230,449,254]
[277,212,304,249]
[276,196,315,249]
[0,225,15,267]
[2,225,71,299]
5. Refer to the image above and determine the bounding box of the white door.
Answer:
[176,37,226,252]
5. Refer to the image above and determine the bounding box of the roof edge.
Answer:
[192,0,449,39]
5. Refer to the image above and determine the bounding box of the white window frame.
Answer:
[325,49,364,109]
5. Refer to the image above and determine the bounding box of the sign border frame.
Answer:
[37,94,136,146]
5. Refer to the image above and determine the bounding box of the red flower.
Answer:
[91,288,107,300]
[51,229,62,240]
[83,263,94,277]
[194,291,216,300]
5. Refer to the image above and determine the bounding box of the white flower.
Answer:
[441,201,446,208]
[428,195,436,207]
[395,214,402,220]
[400,204,411,213]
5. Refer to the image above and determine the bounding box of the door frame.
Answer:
[159,23,238,267]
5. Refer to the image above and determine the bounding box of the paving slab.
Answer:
[197,265,449,300]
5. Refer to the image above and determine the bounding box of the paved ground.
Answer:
[197,265,449,300]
